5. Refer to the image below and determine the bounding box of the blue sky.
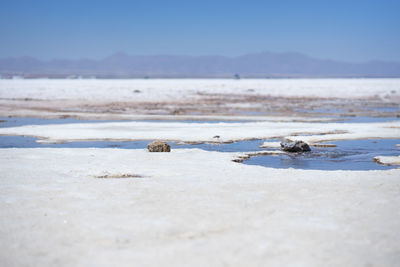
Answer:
[1,0,399,62]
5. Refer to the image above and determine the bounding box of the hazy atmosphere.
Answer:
[1,1,400,267]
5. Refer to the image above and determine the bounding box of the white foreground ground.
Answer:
[1,79,400,266]
[1,148,400,267]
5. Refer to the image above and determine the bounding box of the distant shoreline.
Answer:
[2,75,400,79]
[2,51,400,79]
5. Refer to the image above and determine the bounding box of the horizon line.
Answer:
[2,51,399,64]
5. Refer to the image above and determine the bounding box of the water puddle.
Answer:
[174,139,265,152]
[361,106,400,113]
[0,117,250,128]
[339,116,399,123]
[244,139,400,171]
[1,134,398,171]
[294,106,400,123]
[0,117,399,171]
[0,135,265,151]
[0,117,126,128]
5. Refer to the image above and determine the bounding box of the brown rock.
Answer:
[147,141,171,152]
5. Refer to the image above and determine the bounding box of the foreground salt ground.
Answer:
[1,78,400,266]
[1,148,400,267]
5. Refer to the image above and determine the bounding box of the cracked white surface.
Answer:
[1,148,400,267]
[0,120,398,144]
[1,78,399,101]
[1,78,400,267]
[374,155,400,166]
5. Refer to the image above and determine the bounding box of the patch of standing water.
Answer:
[0,117,399,171]
[0,135,151,149]
[294,106,400,123]
[0,134,398,170]
[174,139,265,152]
[339,116,399,123]
[0,117,250,128]
[361,106,400,113]
[0,135,265,151]
[244,139,400,171]
[0,117,128,128]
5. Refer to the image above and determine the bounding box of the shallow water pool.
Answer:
[0,117,399,171]
[244,139,400,171]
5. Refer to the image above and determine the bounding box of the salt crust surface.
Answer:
[1,78,399,101]
[1,78,400,266]
[1,148,400,267]
[0,120,398,144]
[374,155,400,165]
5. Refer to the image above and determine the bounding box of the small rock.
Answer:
[147,141,171,152]
[280,138,311,153]
[213,135,220,138]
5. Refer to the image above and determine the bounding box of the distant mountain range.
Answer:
[1,51,400,78]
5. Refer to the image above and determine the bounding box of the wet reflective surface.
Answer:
[0,117,126,128]
[1,117,399,171]
[339,116,399,123]
[0,117,250,128]
[245,139,400,171]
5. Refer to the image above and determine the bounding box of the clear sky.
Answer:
[1,0,399,62]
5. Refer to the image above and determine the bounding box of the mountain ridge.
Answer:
[1,51,400,78]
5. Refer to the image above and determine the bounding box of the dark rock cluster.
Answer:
[280,139,311,153]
